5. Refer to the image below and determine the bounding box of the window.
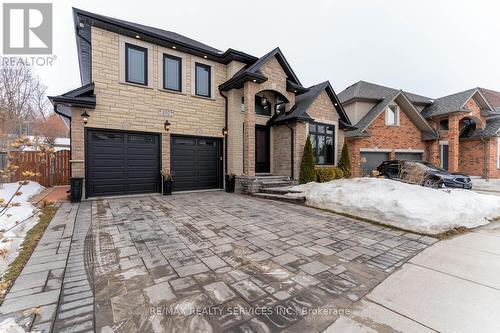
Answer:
[309,123,335,164]
[439,119,449,130]
[163,54,182,91]
[386,105,399,126]
[125,44,147,85]
[195,63,211,97]
[255,96,271,116]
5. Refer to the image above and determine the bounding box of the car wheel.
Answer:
[424,178,442,189]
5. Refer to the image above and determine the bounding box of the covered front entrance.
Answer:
[255,125,270,173]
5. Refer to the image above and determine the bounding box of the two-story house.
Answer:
[49,9,351,198]
[338,81,500,179]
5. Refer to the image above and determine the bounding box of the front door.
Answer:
[255,126,270,173]
[441,144,449,170]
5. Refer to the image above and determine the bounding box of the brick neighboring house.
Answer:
[48,9,352,198]
[338,81,500,178]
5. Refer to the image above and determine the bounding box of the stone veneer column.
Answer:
[243,82,257,176]
[448,115,460,172]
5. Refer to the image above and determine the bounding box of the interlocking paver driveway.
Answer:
[91,192,436,332]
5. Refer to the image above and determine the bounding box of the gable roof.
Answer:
[338,81,433,105]
[271,81,353,128]
[73,8,258,85]
[345,90,437,140]
[48,82,96,119]
[421,88,495,118]
[219,48,304,91]
[480,88,500,112]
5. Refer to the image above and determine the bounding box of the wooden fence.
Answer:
[8,150,70,187]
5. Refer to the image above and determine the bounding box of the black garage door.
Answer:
[395,152,423,161]
[86,129,160,197]
[360,152,390,177]
[171,136,222,191]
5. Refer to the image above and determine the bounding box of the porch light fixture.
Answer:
[81,110,90,125]
[172,46,176,49]
[164,120,171,131]
[252,79,257,83]
[135,35,140,39]
[203,55,208,59]
[222,127,228,136]
[260,94,268,106]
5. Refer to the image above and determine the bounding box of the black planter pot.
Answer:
[163,179,172,195]
[225,175,235,193]
[70,177,83,202]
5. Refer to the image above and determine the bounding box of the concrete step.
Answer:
[260,181,297,188]
[255,176,291,182]
[252,192,305,204]
[259,187,302,195]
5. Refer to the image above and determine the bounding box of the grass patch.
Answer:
[0,204,57,304]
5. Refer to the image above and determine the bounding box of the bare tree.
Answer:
[0,63,49,137]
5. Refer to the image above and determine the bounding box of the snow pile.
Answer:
[291,178,500,234]
[0,181,44,276]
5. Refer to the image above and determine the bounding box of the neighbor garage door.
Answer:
[86,129,160,197]
[360,152,390,177]
[395,152,423,161]
[171,136,222,191]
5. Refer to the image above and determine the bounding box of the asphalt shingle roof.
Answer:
[420,88,477,118]
[464,116,500,138]
[338,81,433,105]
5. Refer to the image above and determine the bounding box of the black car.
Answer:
[377,160,472,189]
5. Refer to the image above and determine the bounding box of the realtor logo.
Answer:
[2,3,52,54]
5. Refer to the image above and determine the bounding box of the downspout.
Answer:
[481,138,489,181]
[219,89,228,175]
[286,122,294,179]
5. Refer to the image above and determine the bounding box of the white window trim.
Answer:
[385,105,400,126]
[157,47,187,94]
[191,57,216,100]
[119,36,154,88]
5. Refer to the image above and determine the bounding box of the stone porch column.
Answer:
[243,82,257,176]
[448,115,460,172]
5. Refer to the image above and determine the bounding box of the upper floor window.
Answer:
[125,43,147,85]
[255,96,271,116]
[386,105,399,126]
[439,119,449,130]
[309,123,335,165]
[163,54,182,92]
[195,63,211,97]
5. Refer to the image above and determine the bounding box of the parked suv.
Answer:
[377,160,473,189]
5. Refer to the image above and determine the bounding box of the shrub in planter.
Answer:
[316,167,337,183]
[299,136,316,184]
[335,167,344,179]
[338,143,352,178]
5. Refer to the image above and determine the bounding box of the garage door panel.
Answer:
[395,152,423,161]
[87,130,160,197]
[360,152,390,177]
[171,135,221,192]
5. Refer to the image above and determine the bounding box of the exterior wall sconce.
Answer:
[222,127,228,136]
[260,94,268,106]
[81,110,90,125]
[164,120,171,132]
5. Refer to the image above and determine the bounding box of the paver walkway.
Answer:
[0,192,437,332]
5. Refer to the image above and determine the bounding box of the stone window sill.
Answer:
[119,81,154,90]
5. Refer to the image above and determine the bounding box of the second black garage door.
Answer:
[86,129,160,197]
[171,136,222,191]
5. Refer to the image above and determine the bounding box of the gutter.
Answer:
[219,89,228,174]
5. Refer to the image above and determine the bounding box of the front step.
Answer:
[260,181,297,188]
[259,187,302,195]
[253,192,305,204]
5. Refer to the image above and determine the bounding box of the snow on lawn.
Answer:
[0,318,38,333]
[0,181,44,276]
[290,178,500,235]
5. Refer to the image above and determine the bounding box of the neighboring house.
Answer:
[338,81,500,178]
[48,9,351,198]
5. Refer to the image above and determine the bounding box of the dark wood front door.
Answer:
[255,126,270,173]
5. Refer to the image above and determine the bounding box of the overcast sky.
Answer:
[21,0,500,98]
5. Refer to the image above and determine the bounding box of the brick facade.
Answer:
[346,103,427,177]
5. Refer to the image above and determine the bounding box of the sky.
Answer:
[6,0,500,98]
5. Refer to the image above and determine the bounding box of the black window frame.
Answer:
[255,96,272,116]
[163,54,182,92]
[309,122,335,165]
[195,62,211,98]
[125,43,148,86]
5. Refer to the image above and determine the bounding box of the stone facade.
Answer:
[68,26,348,196]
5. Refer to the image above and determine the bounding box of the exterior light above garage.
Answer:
[81,110,90,125]
[222,127,228,136]
[164,120,171,131]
